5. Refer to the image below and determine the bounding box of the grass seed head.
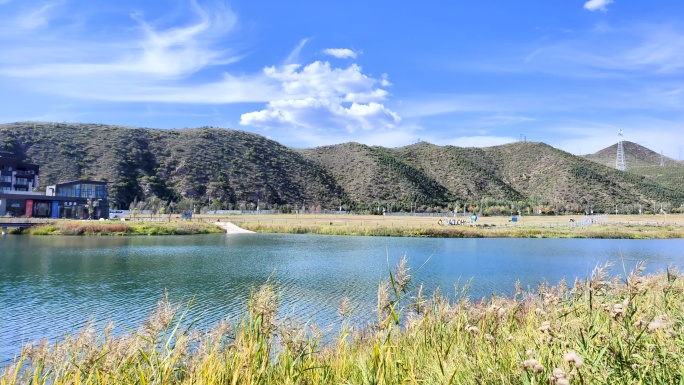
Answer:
[648,315,669,332]
[144,292,179,338]
[377,279,391,321]
[611,303,624,318]
[523,358,539,370]
[393,255,412,293]
[563,350,584,368]
[539,321,551,333]
[553,367,566,378]
[250,283,279,335]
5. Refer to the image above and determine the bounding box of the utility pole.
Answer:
[616,129,626,171]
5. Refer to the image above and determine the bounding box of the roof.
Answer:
[55,180,108,186]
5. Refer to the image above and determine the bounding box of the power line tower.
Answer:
[660,150,664,166]
[679,146,683,161]
[616,129,626,171]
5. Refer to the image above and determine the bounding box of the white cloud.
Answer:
[323,48,357,59]
[240,60,399,134]
[584,0,613,12]
[241,98,399,132]
[263,61,387,102]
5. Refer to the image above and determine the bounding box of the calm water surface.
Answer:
[2,233,683,363]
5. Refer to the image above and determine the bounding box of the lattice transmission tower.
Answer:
[616,129,626,171]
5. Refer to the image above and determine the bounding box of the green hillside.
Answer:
[299,142,453,211]
[1,122,683,214]
[0,122,346,210]
[390,142,524,202]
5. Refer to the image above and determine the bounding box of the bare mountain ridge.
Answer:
[1,122,683,212]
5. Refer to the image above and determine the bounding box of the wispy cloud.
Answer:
[396,94,547,119]
[285,38,310,64]
[584,0,613,12]
[322,48,358,59]
[523,24,684,76]
[0,1,271,102]
[1,1,240,79]
[14,1,63,30]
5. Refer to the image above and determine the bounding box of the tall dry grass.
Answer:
[239,221,684,239]
[27,221,225,235]
[3,260,683,384]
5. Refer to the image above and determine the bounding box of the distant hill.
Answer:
[1,122,683,213]
[0,122,345,210]
[299,142,453,209]
[584,142,684,194]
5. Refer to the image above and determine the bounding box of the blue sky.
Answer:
[1,0,683,158]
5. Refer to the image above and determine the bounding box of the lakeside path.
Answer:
[214,221,255,234]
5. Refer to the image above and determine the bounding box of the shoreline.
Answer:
[8,214,684,238]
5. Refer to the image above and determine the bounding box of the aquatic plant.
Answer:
[3,262,684,384]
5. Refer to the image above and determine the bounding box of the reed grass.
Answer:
[26,221,225,236]
[3,261,684,384]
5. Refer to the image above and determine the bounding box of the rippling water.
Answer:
[2,233,683,364]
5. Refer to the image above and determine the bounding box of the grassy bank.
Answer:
[238,222,684,239]
[25,220,225,235]
[202,213,684,239]
[3,262,683,384]
[9,214,684,238]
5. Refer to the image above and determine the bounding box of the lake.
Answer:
[2,233,683,364]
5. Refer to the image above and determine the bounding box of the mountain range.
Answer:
[1,122,683,214]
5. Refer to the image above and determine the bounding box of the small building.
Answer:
[46,180,109,219]
[0,151,40,193]
[0,152,109,219]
